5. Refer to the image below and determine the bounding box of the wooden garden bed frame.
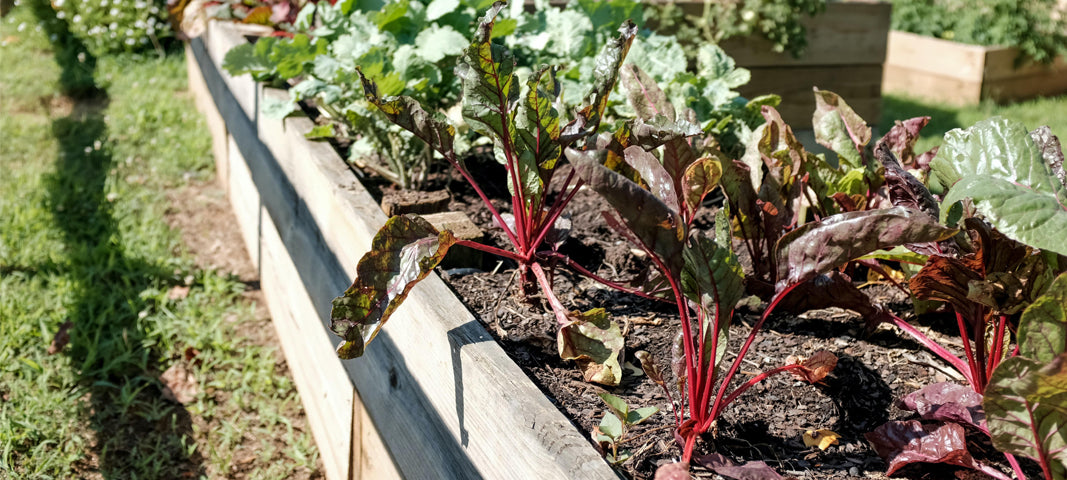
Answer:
[883,30,1067,106]
[184,20,620,480]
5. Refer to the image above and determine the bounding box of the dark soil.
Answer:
[412,156,1029,480]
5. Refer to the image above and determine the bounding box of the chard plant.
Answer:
[566,69,957,473]
[866,117,1067,480]
[330,3,641,385]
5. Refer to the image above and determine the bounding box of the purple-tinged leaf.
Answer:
[866,420,1011,479]
[359,71,456,159]
[1018,272,1067,363]
[561,21,637,144]
[694,453,787,480]
[620,63,676,122]
[671,329,687,397]
[331,215,456,358]
[601,117,701,160]
[635,350,666,387]
[881,116,932,169]
[812,88,871,169]
[570,148,686,276]
[776,271,895,332]
[624,145,679,213]
[898,382,986,430]
[874,138,939,220]
[682,235,744,369]
[984,355,1067,480]
[682,156,723,214]
[774,207,958,292]
[663,137,700,203]
[558,308,625,386]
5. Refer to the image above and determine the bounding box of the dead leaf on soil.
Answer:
[803,429,841,450]
[168,285,191,300]
[160,362,199,404]
[654,461,690,480]
[786,350,838,384]
[47,321,73,355]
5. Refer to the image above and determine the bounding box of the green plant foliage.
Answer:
[931,117,1067,257]
[47,0,171,55]
[595,392,659,464]
[890,0,1067,64]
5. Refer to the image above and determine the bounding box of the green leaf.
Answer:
[512,65,563,206]
[569,149,686,276]
[562,20,638,143]
[270,34,328,79]
[856,245,929,266]
[1018,272,1067,363]
[775,207,958,292]
[942,174,1067,257]
[812,88,871,169]
[455,3,519,152]
[598,410,623,440]
[558,308,625,386]
[543,7,594,59]
[371,0,410,31]
[983,355,1067,479]
[358,70,457,159]
[261,96,297,119]
[426,0,459,21]
[331,215,456,359]
[413,24,467,63]
[627,406,659,425]
[305,124,336,140]
[598,392,629,421]
[222,38,277,77]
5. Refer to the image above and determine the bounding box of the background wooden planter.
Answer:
[670,0,892,129]
[184,21,620,480]
[883,30,1067,106]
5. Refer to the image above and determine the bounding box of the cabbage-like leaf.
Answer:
[812,88,871,170]
[222,37,278,79]
[569,149,685,276]
[898,382,985,430]
[930,118,1067,256]
[412,24,467,62]
[558,308,624,386]
[774,207,958,292]
[331,215,456,359]
[866,420,1008,479]
[984,355,1067,480]
[270,34,327,79]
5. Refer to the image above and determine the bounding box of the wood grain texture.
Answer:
[188,23,620,480]
[883,30,1067,104]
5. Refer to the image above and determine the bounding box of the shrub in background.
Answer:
[51,0,172,55]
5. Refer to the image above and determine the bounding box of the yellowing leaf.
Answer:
[803,429,841,450]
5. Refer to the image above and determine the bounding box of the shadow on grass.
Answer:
[27,1,205,477]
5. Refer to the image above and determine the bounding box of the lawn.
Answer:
[0,3,320,479]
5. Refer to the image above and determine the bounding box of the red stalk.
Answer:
[445,155,520,248]
[543,252,672,303]
[529,262,571,326]
[718,363,805,412]
[955,311,983,392]
[886,311,975,387]
[454,239,525,263]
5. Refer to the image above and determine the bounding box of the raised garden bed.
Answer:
[185,20,621,480]
[882,30,1067,105]
[713,0,891,128]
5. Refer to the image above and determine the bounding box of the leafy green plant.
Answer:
[331,4,637,385]
[48,0,171,55]
[984,271,1067,480]
[890,0,1067,64]
[205,0,326,34]
[647,0,826,59]
[594,392,658,464]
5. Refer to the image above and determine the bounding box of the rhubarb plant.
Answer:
[331,3,638,385]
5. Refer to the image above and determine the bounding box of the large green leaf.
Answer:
[455,3,518,151]
[412,24,467,63]
[331,215,456,359]
[222,37,278,79]
[562,20,638,143]
[775,207,958,292]
[513,65,562,205]
[269,34,328,79]
[569,149,686,276]
[812,88,871,170]
[932,119,1067,257]
[984,355,1067,480]
[358,70,457,159]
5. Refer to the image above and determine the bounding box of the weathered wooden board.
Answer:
[187,22,620,480]
[883,30,1067,105]
[740,65,883,127]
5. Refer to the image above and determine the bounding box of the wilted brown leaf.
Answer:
[786,350,837,384]
[47,321,73,355]
[160,362,199,404]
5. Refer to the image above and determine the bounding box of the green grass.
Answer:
[1,3,320,479]
[881,92,1067,154]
